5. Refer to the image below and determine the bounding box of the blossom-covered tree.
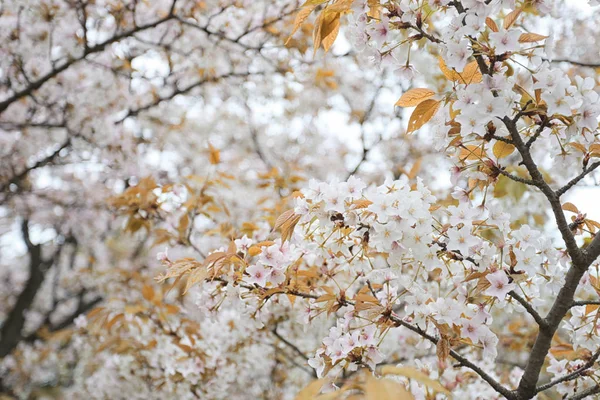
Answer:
[1,0,600,399]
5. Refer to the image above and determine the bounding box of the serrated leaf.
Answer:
[406,99,440,134]
[493,141,516,159]
[395,88,435,107]
[503,8,522,29]
[518,33,548,43]
[562,202,579,214]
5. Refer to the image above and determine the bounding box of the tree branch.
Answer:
[271,328,310,361]
[567,384,600,400]
[508,291,546,328]
[0,221,52,358]
[536,347,600,393]
[0,12,177,114]
[0,134,74,195]
[115,71,267,123]
[556,162,600,197]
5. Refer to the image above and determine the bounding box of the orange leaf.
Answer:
[208,143,220,164]
[395,88,435,107]
[493,141,516,159]
[485,17,499,32]
[406,99,440,134]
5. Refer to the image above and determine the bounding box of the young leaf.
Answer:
[406,99,440,134]
[485,17,499,32]
[438,57,482,84]
[395,88,435,107]
[518,33,548,43]
[460,61,483,84]
[286,6,317,45]
[208,143,220,164]
[503,8,522,29]
[562,202,579,214]
[320,12,341,53]
[493,141,516,159]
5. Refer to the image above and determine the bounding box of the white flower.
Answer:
[485,270,515,299]
[245,263,269,287]
[156,247,169,262]
[490,30,521,54]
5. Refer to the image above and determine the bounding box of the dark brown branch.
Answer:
[567,384,600,400]
[496,168,538,187]
[556,162,600,198]
[501,117,592,400]
[547,59,600,68]
[261,284,512,398]
[49,296,103,332]
[508,291,546,328]
[536,347,600,393]
[116,71,267,123]
[0,9,177,114]
[0,221,52,358]
[571,300,600,308]
[0,135,74,195]
[502,117,583,265]
[271,328,310,362]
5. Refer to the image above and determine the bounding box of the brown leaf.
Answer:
[438,57,482,84]
[406,99,440,134]
[320,11,341,53]
[503,8,522,29]
[518,33,548,43]
[562,202,579,214]
[460,61,483,84]
[485,17,499,32]
[142,285,155,302]
[208,143,220,164]
[395,88,435,107]
[286,5,317,45]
